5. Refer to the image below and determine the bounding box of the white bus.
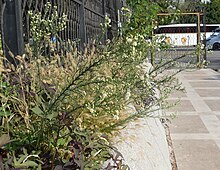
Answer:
[155,24,220,47]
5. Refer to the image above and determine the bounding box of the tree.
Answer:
[174,0,203,23]
[178,0,202,12]
[205,0,220,24]
[155,0,177,13]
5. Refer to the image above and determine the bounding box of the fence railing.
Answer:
[0,0,123,65]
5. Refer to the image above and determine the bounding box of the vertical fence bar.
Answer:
[116,0,122,36]
[0,0,6,53]
[79,0,86,50]
[3,0,24,66]
[197,12,201,64]
[203,8,207,62]
[102,0,107,42]
[150,21,155,66]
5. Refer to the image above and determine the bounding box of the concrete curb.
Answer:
[112,109,173,170]
[109,61,174,169]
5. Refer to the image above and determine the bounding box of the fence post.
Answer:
[2,0,24,66]
[79,0,86,50]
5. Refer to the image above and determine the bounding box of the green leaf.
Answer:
[17,155,26,164]
[23,148,28,155]
[31,106,44,117]
[57,138,66,146]
[15,161,38,168]
[46,112,58,120]
[0,106,13,116]
[0,110,12,116]
[37,164,42,170]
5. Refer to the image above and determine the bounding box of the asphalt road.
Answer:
[206,50,220,70]
[156,48,220,71]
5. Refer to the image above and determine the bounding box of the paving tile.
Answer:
[183,76,209,80]
[213,75,220,80]
[213,111,220,115]
[190,100,212,112]
[173,140,220,170]
[204,100,220,111]
[168,111,215,115]
[205,75,220,80]
[189,81,220,87]
[171,133,214,140]
[217,115,220,121]
[200,115,220,138]
[196,89,220,97]
[181,70,208,75]
[169,90,187,98]
[215,140,220,150]
[170,115,209,133]
[166,100,195,112]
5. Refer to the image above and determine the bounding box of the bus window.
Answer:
[206,26,219,32]
[186,27,190,33]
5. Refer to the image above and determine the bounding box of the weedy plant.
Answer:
[0,1,190,170]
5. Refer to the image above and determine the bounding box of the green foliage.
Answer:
[0,37,174,169]
[122,1,180,34]
[156,0,177,13]
[0,1,187,169]
[123,0,160,36]
[206,0,220,24]
[178,0,202,12]
[172,1,203,24]
[29,2,67,43]
[28,2,68,57]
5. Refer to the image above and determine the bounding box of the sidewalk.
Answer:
[167,69,220,170]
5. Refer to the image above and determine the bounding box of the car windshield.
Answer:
[211,32,220,36]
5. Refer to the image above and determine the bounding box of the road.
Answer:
[207,50,220,70]
[156,48,220,71]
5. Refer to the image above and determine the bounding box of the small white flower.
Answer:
[126,38,132,43]
[132,41,138,46]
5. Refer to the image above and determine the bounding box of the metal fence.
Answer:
[0,0,123,64]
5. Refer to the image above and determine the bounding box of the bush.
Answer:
[0,2,186,170]
[0,37,185,170]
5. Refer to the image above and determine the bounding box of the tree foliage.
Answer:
[173,0,203,24]
[205,0,220,24]
[174,0,220,24]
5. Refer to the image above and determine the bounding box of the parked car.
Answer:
[206,28,220,50]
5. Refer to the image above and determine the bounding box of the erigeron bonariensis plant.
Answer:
[0,33,179,169]
[28,2,68,57]
[0,1,187,169]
